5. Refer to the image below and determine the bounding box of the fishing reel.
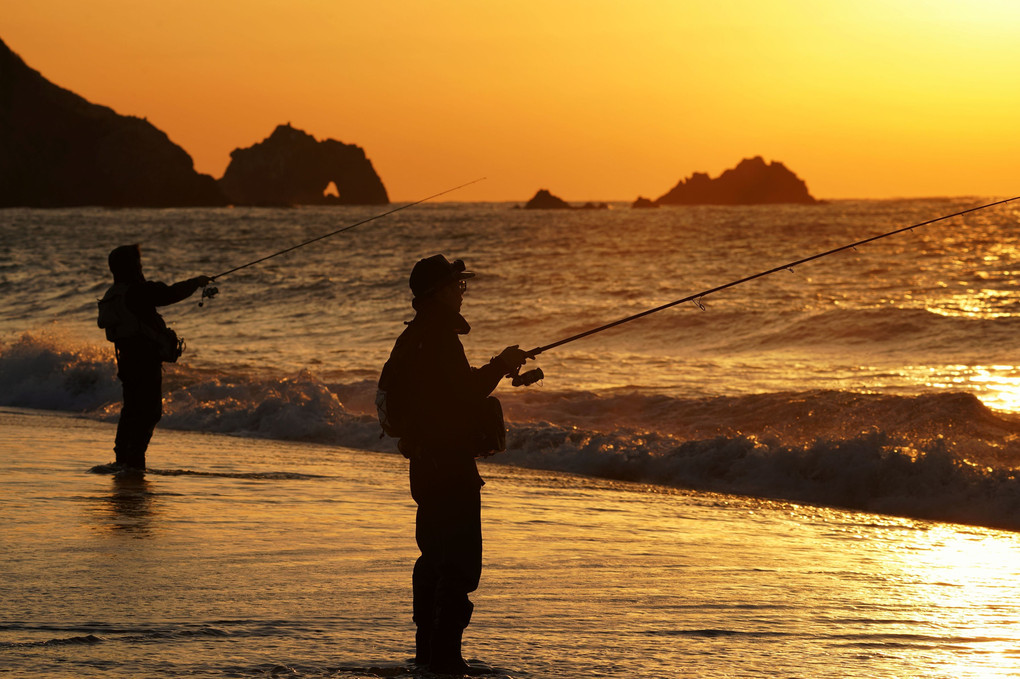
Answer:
[198,284,219,307]
[509,365,544,387]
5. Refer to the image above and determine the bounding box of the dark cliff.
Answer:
[219,124,389,206]
[656,157,817,205]
[0,37,224,207]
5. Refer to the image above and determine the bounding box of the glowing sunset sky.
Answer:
[5,1,1020,202]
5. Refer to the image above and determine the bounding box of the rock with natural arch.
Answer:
[219,124,389,206]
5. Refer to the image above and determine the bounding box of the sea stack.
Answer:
[656,157,817,205]
[522,189,609,210]
[524,189,574,209]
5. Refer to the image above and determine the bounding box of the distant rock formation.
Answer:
[219,124,389,206]
[0,37,224,207]
[524,189,573,209]
[631,196,659,209]
[523,189,608,210]
[656,156,816,205]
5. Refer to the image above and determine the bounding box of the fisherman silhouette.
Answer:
[378,254,527,675]
[97,244,211,473]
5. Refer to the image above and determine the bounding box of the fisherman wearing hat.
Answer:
[378,254,527,675]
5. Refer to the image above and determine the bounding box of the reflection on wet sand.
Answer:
[101,474,156,536]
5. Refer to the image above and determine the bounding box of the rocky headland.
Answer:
[0,37,224,207]
[218,124,389,206]
[0,37,389,207]
[654,156,817,206]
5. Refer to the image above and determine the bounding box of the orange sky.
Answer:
[5,1,1020,202]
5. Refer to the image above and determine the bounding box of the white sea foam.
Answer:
[0,330,119,411]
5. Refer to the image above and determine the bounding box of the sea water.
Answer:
[2,200,1020,676]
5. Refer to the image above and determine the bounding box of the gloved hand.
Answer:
[494,345,528,373]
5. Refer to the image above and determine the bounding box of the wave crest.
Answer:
[0,330,119,411]
[499,425,1020,532]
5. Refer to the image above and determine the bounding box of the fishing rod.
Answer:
[509,195,1019,385]
[198,177,486,305]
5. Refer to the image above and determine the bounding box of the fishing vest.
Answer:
[97,283,184,362]
[376,319,506,458]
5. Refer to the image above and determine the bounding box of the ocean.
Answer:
[2,199,1020,677]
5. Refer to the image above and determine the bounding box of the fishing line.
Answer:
[199,177,486,304]
[520,195,1020,366]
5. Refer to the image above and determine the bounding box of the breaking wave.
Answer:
[0,329,120,412]
[4,331,1020,531]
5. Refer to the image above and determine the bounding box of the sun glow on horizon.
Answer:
[4,0,1020,201]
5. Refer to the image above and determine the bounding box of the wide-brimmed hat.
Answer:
[409,254,474,297]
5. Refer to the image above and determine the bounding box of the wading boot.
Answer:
[427,627,490,675]
[413,626,431,665]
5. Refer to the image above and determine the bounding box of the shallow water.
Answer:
[3,408,1020,678]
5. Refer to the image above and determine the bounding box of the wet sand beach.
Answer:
[3,407,1019,678]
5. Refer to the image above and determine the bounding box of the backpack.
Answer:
[97,284,140,341]
[376,354,412,439]
[376,321,423,440]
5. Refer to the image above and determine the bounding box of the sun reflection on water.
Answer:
[902,525,1020,678]
[922,365,1020,413]
[925,289,1018,319]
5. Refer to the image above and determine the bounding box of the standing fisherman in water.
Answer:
[378,255,527,675]
[97,244,211,472]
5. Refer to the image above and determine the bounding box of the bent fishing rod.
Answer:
[508,195,1019,385]
[198,177,486,305]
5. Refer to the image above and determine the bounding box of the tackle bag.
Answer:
[473,396,506,457]
[150,327,185,363]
